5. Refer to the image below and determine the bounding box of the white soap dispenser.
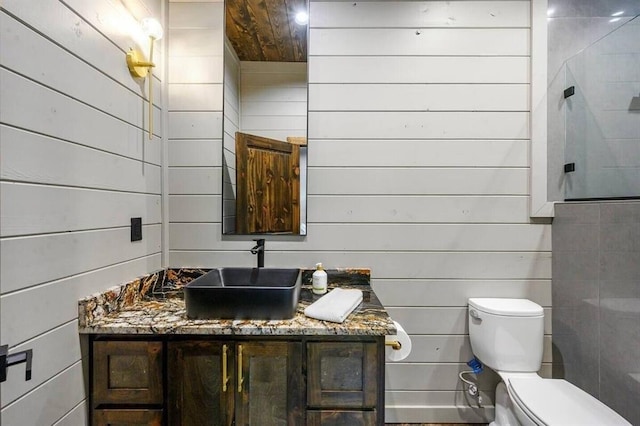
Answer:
[312,263,327,295]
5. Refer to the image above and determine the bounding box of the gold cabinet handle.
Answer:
[222,344,230,392]
[237,344,244,393]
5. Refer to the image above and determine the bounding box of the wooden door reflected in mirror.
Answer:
[236,132,300,234]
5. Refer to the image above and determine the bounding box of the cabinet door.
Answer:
[93,409,162,426]
[307,342,378,409]
[168,341,234,426]
[235,342,303,426]
[306,410,377,426]
[93,341,163,406]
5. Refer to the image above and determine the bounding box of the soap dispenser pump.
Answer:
[312,263,328,295]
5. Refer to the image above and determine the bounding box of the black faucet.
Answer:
[250,239,265,268]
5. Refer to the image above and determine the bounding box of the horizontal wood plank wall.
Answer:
[309,2,549,422]
[0,0,164,424]
[167,0,224,245]
[167,1,550,424]
[239,61,308,141]
[223,37,240,233]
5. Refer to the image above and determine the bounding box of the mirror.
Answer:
[222,0,308,235]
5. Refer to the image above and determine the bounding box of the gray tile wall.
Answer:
[553,201,640,425]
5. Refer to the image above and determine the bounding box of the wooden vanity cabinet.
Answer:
[306,411,378,426]
[306,340,383,425]
[93,409,163,426]
[168,340,303,426]
[235,341,304,425]
[91,337,383,426]
[168,341,234,426]
[92,340,163,426]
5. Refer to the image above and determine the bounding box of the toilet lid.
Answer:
[508,378,631,426]
[468,298,543,316]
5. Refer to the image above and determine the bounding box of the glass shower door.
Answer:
[564,16,640,200]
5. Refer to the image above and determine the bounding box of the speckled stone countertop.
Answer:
[78,268,396,336]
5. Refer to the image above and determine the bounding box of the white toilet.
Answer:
[468,298,631,426]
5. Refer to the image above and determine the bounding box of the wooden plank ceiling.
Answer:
[226,0,308,62]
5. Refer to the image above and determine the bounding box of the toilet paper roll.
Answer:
[385,320,412,362]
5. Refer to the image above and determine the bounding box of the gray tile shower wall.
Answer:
[552,201,640,425]
[552,203,600,397]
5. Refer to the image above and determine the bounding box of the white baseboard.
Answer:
[385,405,495,424]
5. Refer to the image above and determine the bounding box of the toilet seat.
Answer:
[507,376,631,425]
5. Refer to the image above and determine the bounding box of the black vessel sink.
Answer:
[184,268,302,320]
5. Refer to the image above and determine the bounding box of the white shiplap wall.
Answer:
[169,0,551,423]
[223,37,240,233]
[310,3,550,422]
[167,0,224,241]
[0,0,164,424]
[239,61,308,141]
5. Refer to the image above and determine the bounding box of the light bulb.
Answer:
[141,17,163,40]
[294,11,308,25]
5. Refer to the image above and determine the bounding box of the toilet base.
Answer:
[490,382,522,426]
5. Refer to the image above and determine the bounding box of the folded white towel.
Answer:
[304,288,363,323]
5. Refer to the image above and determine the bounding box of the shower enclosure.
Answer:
[563,16,640,200]
[553,13,640,426]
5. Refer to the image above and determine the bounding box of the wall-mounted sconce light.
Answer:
[126,17,163,140]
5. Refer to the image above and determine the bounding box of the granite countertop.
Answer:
[78,268,396,337]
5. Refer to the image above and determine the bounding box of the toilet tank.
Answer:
[468,298,544,372]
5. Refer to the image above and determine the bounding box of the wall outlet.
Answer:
[131,217,142,242]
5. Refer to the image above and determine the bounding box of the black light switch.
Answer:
[564,86,575,98]
[564,163,576,173]
[131,217,142,241]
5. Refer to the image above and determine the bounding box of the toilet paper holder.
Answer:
[386,321,412,361]
[385,340,402,350]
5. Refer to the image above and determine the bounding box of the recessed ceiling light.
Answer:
[611,10,625,17]
[295,11,308,25]
[547,7,556,17]
[610,17,622,22]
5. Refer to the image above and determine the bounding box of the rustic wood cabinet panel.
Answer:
[167,341,303,426]
[236,342,304,426]
[93,409,163,426]
[168,341,234,426]
[307,341,378,409]
[93,341,163,406]
[306,410,377,425]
